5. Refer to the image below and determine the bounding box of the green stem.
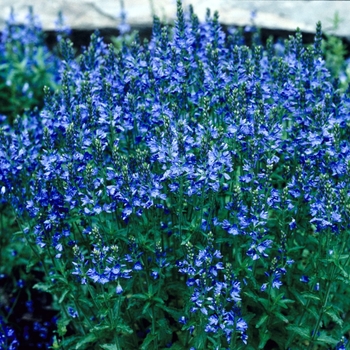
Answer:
[229,313,238,350]
[151,304,158,349]
[72,297,88,335]
[308,264,336,348]
[16,218,50,276]
[3,289,22,322]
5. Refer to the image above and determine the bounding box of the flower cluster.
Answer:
[0,317,18,350]
[178,237,248,346]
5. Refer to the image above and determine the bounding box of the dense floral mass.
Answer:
[1,1,350,349]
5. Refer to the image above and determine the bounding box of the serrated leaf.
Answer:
[316,332,339,346]
[325,309,343,327]
[286,325,310,340]
[116,323,133,335]
[277,298,295,309]
[75,333,97,349]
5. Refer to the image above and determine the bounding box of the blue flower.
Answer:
[246,240,273,260]
[116,284,123,294]
[289,218,297,230]
[300,275,310,283]
[229,281,242,302]
[67,307,79,318]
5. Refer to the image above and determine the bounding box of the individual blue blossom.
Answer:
[289,218,297,230]
[116,283,123,294]
[151,271,159,279]
[246,239,273,261]
[67,307,79,318]
[300,275,310,283]
[260,283,268,292]
[228,280,242,302]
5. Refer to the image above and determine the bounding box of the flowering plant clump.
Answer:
[2,1,350,349]
[0,9,67,349]
[0,7,63,125]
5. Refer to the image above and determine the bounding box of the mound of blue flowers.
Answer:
[1,1,350,349]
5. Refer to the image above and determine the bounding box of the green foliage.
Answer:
[321,11,350,90]
[0,8,59,125]
[110,30,140,52]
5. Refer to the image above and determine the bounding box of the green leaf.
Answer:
[75,333,97,349]
[255,314,268,329]
[258,330,270,349]
[308,306,320,321]
[335,262,349,279]
[257,297,270,310]
[116,323,133,335]
[274,312,289,324]
[91,325,110,333]
[131,293,148,300]
[325,308,343,327]
[61,335,81,348]
[276,298,295,309]
[140,333,157,350]
[152,296,165,305]
[316,332,339,346]
[59,288,70,303]
[100,344,118,350]
[33,282,51,292]
[167,342,185,350]
[301,292,320,302]
[290,290,306,306]
[286,325,310,340]
[57,318,70,337]
[158,304,182,321]
[0,63,9,71]
[142,301,151,315]
[78,297,94,308]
